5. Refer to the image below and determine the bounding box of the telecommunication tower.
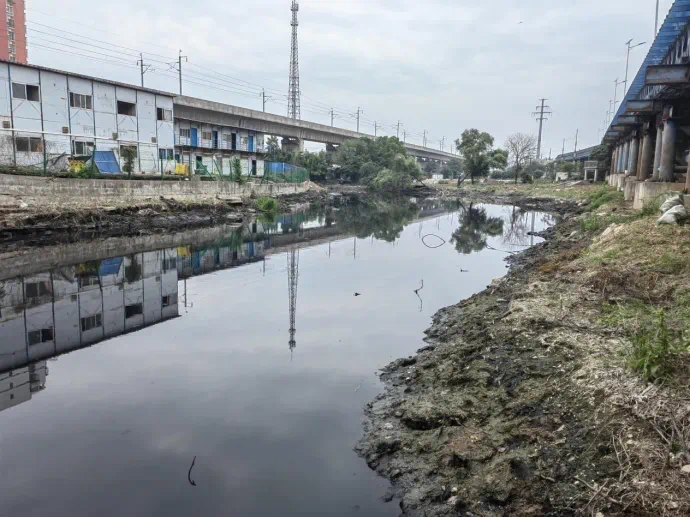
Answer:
[288,1,301,120]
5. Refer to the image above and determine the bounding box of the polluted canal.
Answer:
[0,197,553,516]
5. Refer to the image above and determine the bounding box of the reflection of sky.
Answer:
[0,204,550,516]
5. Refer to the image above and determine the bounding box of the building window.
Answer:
[156,108,172,121]
[162,293,178,307]
[158,148,173,160]
[201,131,212,141]
[7,5,14,16]
[15,137,43,153]
[179,128,190,139]
[80,313,102,332]
[8,30,14,42]
[25,281,51,298]
[12,83,40,102]
[117,101,136,116]
[73,141,95,156]
[7,18,14,28]
[125,303,143,319]
[70,92,93,110]
[28,328,54,346]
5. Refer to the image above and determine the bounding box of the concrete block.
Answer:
[633,181,686,210]
[623,178,638,201]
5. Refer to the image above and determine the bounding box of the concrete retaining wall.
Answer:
[633,181,685,210]
[0,174,309,208]
[623,178,638,201]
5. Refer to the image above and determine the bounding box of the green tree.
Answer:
[121,146,137,178]
[266,136,281,160]
[456,130,507,184]
[440,157,463,179]
[332,136,420,191]
[232,157,245,184]
[298,150,330,182]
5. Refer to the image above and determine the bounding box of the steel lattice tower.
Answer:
[287,0,301,120]
[287,247,299,355]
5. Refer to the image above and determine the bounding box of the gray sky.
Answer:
[28,0,673,156]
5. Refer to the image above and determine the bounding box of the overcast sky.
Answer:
[28,0,673,156]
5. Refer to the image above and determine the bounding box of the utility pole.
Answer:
[613,78,621,114]
[262,89,267,112]
[562,138,566,157]
[403,130,407,143]
[573,129,579,161]
[396,121,402,139]
[655,0,660,37]
[374,121,380,137]
[423,130,427,148]
[440,137,445,152]
[531,98,552,162]
[608,100,614,124]
[624,39,647,95]
[137,53,146,87]
[329,108,335,127]
[355,107,362,133]
[178,50,188,95]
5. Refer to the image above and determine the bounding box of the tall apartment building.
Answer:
[1,0,27,63]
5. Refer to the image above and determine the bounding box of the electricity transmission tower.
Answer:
[532,98,552,162]
[287,1,301,120]
[287,247,300,357]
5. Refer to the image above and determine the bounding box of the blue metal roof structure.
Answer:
[93,151,121,174]
[607,0,690,137]
[555,145,599,162]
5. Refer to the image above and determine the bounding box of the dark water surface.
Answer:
[0,199,553,516]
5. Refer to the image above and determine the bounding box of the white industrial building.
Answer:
[0,59,270,176]
[175,119,265,177]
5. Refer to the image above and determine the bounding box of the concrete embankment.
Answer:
[0,173,311,210]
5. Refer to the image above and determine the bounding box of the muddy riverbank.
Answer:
[0,188,328,249]
[357,188,690,517]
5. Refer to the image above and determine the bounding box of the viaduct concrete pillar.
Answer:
[636,135,644,177]
[281,137,304,153]
[660,119,677,182]
[615,144,623,173]
[627,136,640,177]
[621,140,630,175]
[610,148,617,176]
[686,152,690,193]
[653,126,664,181]
[639,131,654,180]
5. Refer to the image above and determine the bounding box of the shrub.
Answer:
[627,312,687,382]
[255,196,278,213]
[520,172,534,184]
[232,158,245,185]
[121,147,137,177]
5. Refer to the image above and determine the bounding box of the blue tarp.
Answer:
[99,257,123,277]
[93,151,121,174]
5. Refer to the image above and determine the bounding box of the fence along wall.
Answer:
[0,173,309,206]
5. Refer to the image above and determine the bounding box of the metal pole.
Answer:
[262,89,266,112]
[396,121,401,139]
[178,50,187,95]
[356,107,360,133]
[624,41,632,95]
[655,0,660,37]
[423,130,427,148]
[329,109,334,127]
[139,53,144,87]
[613,78,619,113]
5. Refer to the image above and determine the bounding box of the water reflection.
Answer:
[0,201,555,413]
[0,197,555,516]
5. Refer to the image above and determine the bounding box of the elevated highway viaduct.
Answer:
[174,96,456,164]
